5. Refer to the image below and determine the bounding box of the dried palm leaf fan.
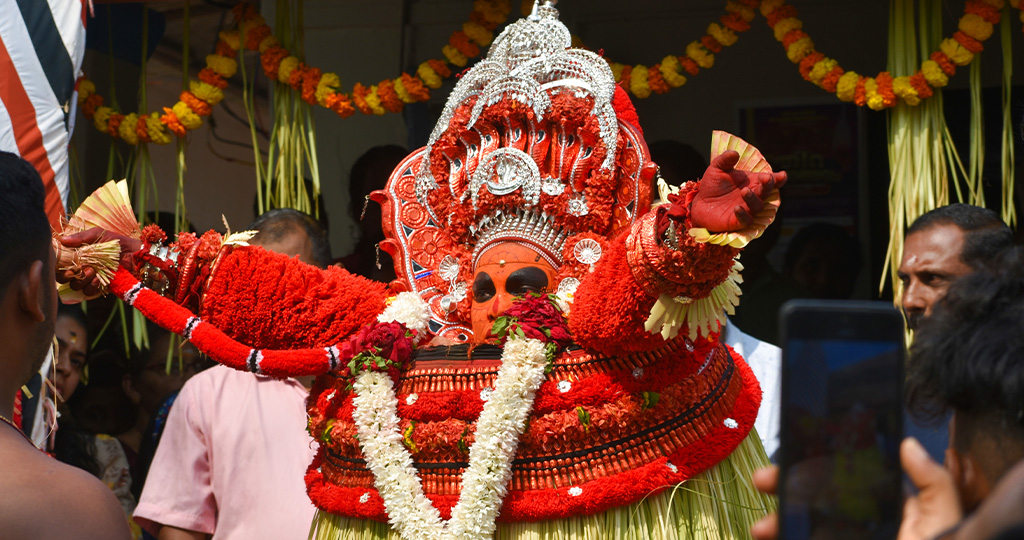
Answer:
[53,180,141,303]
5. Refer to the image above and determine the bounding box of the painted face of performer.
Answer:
[471,243,558,340]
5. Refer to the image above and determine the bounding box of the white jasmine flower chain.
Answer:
[353,304,551,540]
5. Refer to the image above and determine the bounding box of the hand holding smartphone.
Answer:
[778,300,904,540]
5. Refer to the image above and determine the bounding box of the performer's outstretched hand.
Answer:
[55,227,142,297]
[689,150,787,234]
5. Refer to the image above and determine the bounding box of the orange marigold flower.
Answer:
[245,24,272,51]
[766,4,799,27]
[325,93,356,118]
[798,51,825,80]
[180,91,212,116]
[679,56,700,76]
[260,46,288,80]
[135,116,151,144]
[215,40,235,58]
[401,73,430,102]
[930,51,957,75]
[720,12,751,32]
[781,29,809,49]
[82,93,103,118]
[964,1,1002,23]
[701,35,722,53]
[619,65,633,86]
[953,30,985,53]
[377,79,404,113]
[908,72,934,99]
[160,107,186,137]
[352,83,373,115]
[449,31,480,58]
[287,63,307,91]
[107,113,123,138]
[301,67,322,105]
[198,68,228,90]
[853,77,867,107]
[821,66,844,93]
[647,66,669,94]
[876,72,897,108]
[428,58,451,78]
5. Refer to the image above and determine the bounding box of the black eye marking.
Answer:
[505,267,549,296]
[473,271,496,302]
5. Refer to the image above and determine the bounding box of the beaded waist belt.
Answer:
[304,336,762,522]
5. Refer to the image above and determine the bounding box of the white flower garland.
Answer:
[378,292,432,338]
[351,337,549,540]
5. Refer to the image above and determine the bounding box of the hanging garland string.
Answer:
[76,0,511,145]
[606,0,760,99]
[760,0,1015,110]
[76,0,1024,143]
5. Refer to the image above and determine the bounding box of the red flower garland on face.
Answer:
[489,294,572,359]
[341,321,417,384]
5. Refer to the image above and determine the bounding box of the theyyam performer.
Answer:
[58,2,787,538]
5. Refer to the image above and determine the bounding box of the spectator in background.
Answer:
[783,222,862,300]
[898,203,1013,331]
[900,246,1024,539]
[340,145,409,282]
[134,209,328,540]
[51,304,137,525]
[0,150,130,539]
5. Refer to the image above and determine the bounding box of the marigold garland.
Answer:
[762,0,1021,110]
[609,0,758,97]
[78,0,511,144]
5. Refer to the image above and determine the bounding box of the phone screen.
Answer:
[780,302,903,540]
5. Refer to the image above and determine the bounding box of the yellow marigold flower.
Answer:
[258,35,279,54]
[609,62,625,82]
[239,16,266,45]
[316,73,341,106]
[77,79,96,101]
[278,56,300,84]
[629,65,651,99]
[864,78,887,111]
[726,1,755,22]
[145,112,171,145]
[786,36,815,63]
[808,57,837,86]
[118,113,139,145]
[686,41,714,69]
[173,101,202,130]
[891,76,920,106]
[958,14,993,41]
[836,71,860,102]
[707,22,738,47]
[773,17,803,42]
[940,38,973,66]
[218,30,241,51]
[191,81,224,106]
[365,86,386,116]
[659,55,687,87]
[206,55,237,78]
[393,77,414,104]
[417,62,442,89]
[921,60,949,87]
[93,106,112,133]
[442,45,468,67]
[760,0,785,16]
[463,21,493,46]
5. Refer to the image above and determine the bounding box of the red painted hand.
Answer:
[689,150,787,234]
[55,227,142,297]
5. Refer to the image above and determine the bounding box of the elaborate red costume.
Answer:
[61,3,786,538]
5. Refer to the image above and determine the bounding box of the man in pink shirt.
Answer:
[134,210,328,539]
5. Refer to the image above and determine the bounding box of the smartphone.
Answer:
[778,300,904,540]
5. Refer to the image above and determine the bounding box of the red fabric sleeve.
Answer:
[199,246,389,350]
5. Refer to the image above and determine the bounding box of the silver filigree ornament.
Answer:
[469,147,542,210]
[567,194,589,216]
[573,238,602,265]
[556,277,580,297]
[541,177,565,196]
[418,0,620,209]
[438,255,460,282]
